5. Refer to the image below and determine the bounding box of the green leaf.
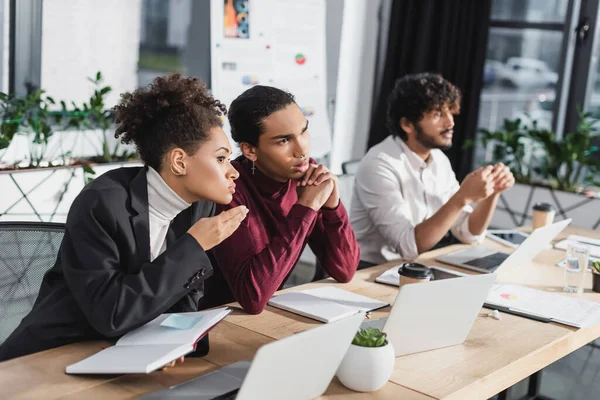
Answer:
[0,136,9,149]
[82,164,96,175]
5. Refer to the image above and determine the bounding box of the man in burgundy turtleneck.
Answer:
[204,86,360,314]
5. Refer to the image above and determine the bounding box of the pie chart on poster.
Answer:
[500,293,517,300]
[295,53,306,65]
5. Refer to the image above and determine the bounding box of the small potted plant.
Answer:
[336,327,395,392]
[591,261,600,293]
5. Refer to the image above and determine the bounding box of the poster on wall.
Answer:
[210,0,332,159]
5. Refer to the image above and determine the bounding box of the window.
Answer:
[475,0,572,166]
[40,0,209,109]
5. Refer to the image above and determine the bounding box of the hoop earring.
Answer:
[169,161,186,176]
[251,160,256,175]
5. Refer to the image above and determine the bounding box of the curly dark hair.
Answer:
[228,85,296,146]
[113,74,227,170]
[386,73,461,141]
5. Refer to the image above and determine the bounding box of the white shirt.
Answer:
[350,135,484,264]
[147,167,191,261]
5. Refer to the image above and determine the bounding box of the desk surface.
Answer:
[1,225,598,400]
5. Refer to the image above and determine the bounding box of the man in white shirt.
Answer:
[351,73,514,267]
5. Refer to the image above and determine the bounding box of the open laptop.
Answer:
[435,219,572,273]
[362,273,497,357]
[139,312,364,400]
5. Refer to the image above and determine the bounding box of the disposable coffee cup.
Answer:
[398,263,432,287]
[532,202,555,230]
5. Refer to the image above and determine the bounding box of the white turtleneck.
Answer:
[146,167,191,261]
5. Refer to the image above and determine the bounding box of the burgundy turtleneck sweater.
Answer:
[206,157,360,314]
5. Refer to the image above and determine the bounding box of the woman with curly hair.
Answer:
[0,74,246,361]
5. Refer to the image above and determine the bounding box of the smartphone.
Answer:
[486,230,529,248]
[430,266,469,281]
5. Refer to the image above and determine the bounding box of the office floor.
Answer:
[491,342,600,400]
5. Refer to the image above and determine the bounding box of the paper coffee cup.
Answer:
[398,263,432,287]
[532,202,555,230]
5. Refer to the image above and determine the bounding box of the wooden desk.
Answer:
[1,226,598,399]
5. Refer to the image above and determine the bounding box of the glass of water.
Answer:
[564,244,590,293]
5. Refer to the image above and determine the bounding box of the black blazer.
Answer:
[0,167,215,361]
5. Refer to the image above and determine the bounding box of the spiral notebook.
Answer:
[267,286,388,323]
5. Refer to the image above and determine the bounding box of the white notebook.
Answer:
[267,286,388,323]
[66,307,231,374]
[486,284,600,328]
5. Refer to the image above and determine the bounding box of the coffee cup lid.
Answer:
[533,202,555,212]
[398,263,432,279]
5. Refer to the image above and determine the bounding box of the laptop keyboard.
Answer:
[464,252,510,270]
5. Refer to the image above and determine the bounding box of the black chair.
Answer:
[0,222,65,344]
[341,159,361,175]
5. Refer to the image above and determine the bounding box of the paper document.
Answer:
[555,235,600,258]
[486,284,600,328]
[268,286,388,323]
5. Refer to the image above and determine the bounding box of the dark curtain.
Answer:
[369,0,492,180]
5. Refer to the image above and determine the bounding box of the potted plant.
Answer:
[591,261,600,293]
[336,327,395,392]
[0,72,139,222]
[465,113,600,230]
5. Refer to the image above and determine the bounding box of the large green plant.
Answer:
[466,118,532,184]
[351,328,388,348]
[468,111,600,193]
[0,71,135,170]
[528,110,600,192]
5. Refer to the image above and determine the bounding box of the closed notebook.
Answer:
[66,307,231,374]
[267,286,388,323]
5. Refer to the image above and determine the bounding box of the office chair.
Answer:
[0,222,65,344]
[341,159,361,175]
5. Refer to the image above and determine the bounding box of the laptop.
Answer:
[362,273,497,357]
[435,219,572,273]
[139,312,365,400]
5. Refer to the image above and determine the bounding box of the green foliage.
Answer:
[528,109,600,191]
[0,71,135,171]
[351,328,388,348]
[0,88,57,166]
[468,109,600,193]
[466,118,531,184]
[592,261,600,275]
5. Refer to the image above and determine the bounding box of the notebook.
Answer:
[485,284,600,328]
[267,286,388,323]
[555,235,600,258]
[66,307,231,374]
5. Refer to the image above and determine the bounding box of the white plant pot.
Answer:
[336,342,395,392]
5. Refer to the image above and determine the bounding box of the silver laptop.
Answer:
[435,219,572,273]
[139,312,365,400]
[362,273,497,357]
